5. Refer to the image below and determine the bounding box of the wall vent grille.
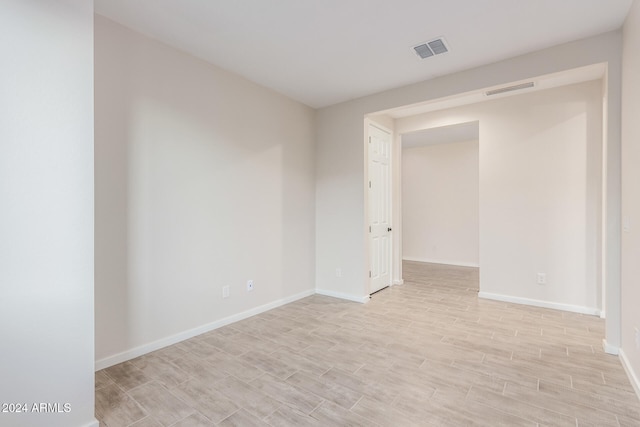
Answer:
[485,82,535,96]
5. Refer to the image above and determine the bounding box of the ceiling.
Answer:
[94,0,632,109]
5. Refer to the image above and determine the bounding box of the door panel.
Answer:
[368,124,391,294]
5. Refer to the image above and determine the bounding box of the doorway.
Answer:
[400,122,480,269]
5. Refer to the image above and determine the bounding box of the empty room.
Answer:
[2,1,640,426]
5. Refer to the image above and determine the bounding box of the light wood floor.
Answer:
[96,261,640,426]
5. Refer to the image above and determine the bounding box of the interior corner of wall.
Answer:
[619,347,640,401]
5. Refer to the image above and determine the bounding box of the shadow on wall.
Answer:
[94,16,315,365]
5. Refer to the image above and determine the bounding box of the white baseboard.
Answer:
[620,348,640,401]
[393,279,404,285]
[315,289,370,303]
[600,310,606,319]
[402,257,479,268]
[82,419,99,427]
[603,339,619,355]
[478,292,601,316]
[602,339,620,356]
[95,289,315,371]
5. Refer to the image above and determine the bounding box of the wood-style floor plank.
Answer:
[96,261,640,426]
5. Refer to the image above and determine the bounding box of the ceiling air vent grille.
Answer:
[413,38,448,59]
[485,82,535,96]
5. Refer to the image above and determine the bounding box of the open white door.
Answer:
[368,124,392,294]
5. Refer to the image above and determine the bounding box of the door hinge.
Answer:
[369,136,371,143]
[369,180,371,188]
[369,271,372,278]
[369,226,371,232]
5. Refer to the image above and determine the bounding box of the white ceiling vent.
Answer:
[485,82,535,96]
[413,38,449,59]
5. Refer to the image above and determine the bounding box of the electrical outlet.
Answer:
[336,268,342,278]
[537,273,546,285]
[247,280,254,292]
[222,286,230,299]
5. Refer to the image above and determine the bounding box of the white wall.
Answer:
[621,0,640,396]
[397,82,603,312]
[315,31,621,347]
[402,140,479,267]
[95,17,316,367]
[0,1,97,427]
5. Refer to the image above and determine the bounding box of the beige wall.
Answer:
[396,82,603,312]
[0,1,97,426]
[95,17,316,367]
[621,0,640,395]
[402,140,479,267]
